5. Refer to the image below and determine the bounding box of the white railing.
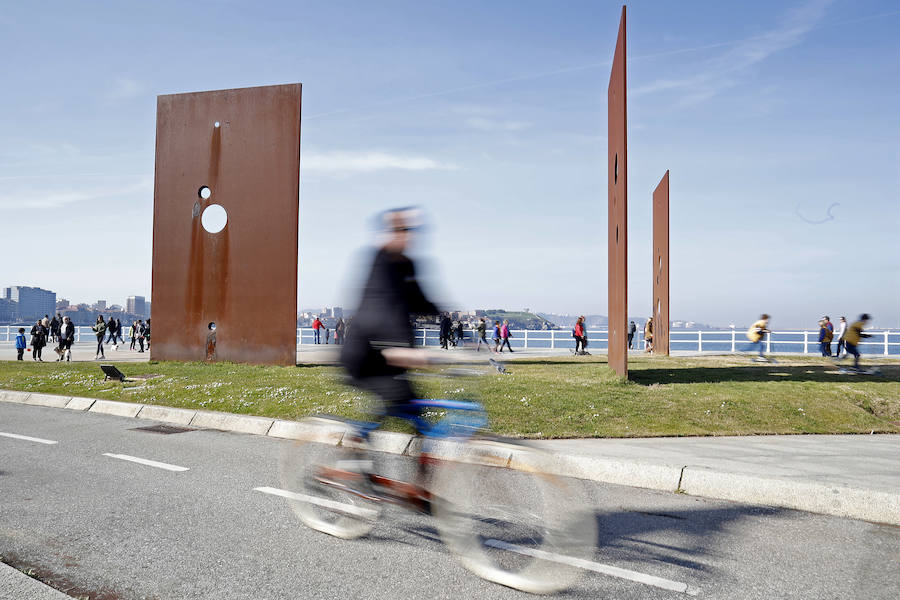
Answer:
[2,325,895,356]
[292,327,899,356]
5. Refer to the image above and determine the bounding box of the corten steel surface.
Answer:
[652,170,670,355]
[151,84,302,365]
[608,6,628,378]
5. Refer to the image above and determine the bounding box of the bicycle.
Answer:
[279,369,597,594]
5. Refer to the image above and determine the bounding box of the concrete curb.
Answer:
[1,388,898,525]
[0,561,72,600]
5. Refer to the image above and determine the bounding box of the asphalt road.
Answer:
[1,403,898,600]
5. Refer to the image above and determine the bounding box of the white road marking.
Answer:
[102,453,189,472]
[484,539,698,595]
[0,432,58,445]
[254,486,379,519]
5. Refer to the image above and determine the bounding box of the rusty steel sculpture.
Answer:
[151,83,302,365]
[652,170,670,355]
[608,6,628,377]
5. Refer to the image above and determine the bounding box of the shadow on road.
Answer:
[629,365,899,385]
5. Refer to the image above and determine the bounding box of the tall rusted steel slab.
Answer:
[652,170,670,355]
[151,83,302,365]
[608,6,628,377]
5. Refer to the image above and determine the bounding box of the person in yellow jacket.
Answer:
[842,314,871,370]
[746,314,770,360]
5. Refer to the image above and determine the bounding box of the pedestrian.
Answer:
[455,320,465,347]
[745,313,770,361]
[440,314,452,349]
[57,316,75,361]
[475,317,492,352]
[15,327,27,360]
[818,317,833,357]
[492,320,501,352]
[115,318,125,345]
[145,318,151,349]
[105,317,118,348]
[49,314,60,344]
[499,319,513,353]
[628,320,637,350]
[644,317,654,353]
[573,316,585,355]
[335,318,345,345]
[136,320,145,352]
[325,328,331,344]
[92,316,107,359]
[30,319,47,361]
[129,320,137,350]
[842,313,872,371]
[42,314,50,330]
[835,316,847,358]
[312,316,324,344]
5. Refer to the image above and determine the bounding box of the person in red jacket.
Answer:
[312,317,324,344]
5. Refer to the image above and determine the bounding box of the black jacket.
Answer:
[341,248,439,379]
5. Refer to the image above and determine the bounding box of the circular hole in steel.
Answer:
[214,121,220,128]
[201,204,227,233]
[198,186,212,200]
[208,322,217,331]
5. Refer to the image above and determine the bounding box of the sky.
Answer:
[1,0,898,328]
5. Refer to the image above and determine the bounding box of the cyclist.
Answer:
[340,207,441,432]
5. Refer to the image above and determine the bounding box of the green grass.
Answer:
[1,355,898,438]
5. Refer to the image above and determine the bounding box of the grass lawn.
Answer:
[0,355,898,438]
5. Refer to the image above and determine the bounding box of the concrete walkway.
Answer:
[0,562,72,599]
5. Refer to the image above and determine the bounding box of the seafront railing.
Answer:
[1,326,897,356]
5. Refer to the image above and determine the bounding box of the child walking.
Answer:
[15,327,26,360]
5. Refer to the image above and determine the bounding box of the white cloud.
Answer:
[632,0,834,107]
[465,116,532,132]
[105,77,147,103]
[302,151,457,174]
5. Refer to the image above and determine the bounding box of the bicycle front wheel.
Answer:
[430,438,597,594]
[279,417,381,540]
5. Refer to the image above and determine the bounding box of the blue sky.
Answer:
[1,0,898,328]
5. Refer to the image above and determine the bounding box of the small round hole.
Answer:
[199,186,212,200]
[208,322,216,331]
[214,121,220,128]
[201,204,227,233]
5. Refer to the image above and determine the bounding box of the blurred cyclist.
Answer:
[340,207,441,432]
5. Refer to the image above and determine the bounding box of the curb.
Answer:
[1,389,898,526]
[0,561,72,600]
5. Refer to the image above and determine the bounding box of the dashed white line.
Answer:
[0,431,58,445]
[484,539,698,595]
[254,486,379,519]
[102,453,190,472]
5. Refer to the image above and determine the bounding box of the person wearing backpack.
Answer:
[745,313,770,361]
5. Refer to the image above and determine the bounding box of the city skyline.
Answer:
[1,1,898,329]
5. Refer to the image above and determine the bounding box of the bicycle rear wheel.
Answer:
[430,438,597,594]
[279,417,381,539]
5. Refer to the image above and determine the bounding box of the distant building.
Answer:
[56,298,70,310]
[94,300,107,311]
[4,286,56,322]
[145,301,151,317]
[0,298,16,323]
[126,296,146,317]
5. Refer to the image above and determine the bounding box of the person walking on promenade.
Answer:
[455,320,465,347]
[129,321,137,350]
[628,320,636,350]
[818,316,834,357]
[499,319,514,353]
[57,316,75,361]
[42,315,50,330]
[573,316,586,355]
[137,320,147,352]
[325,327,331,344]
[835,316,847,358]
[475,317,492,352]
[746,313,770,361]
[644,317,654,353]
[105,317,118,349]
[145,319,151,349]
[312,316,324,344]
[492,320,502,352]
[30,320,47,361]
[335,318,345,345]
[49,314,60,344]
[439,314,452,349]
[115,318,125,345]
[92,316,107,360]
[15,327,27,360]
[841,314,872,371]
